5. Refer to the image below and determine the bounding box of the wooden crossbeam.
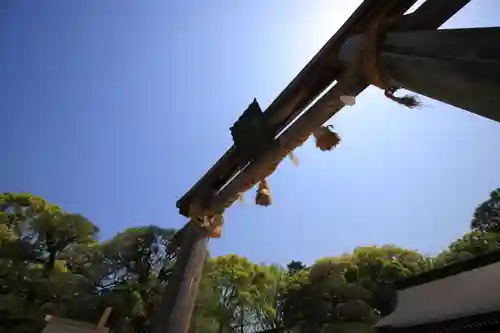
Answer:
[179,0,474,221]
[176,0,474,218]
[176,0,420,218]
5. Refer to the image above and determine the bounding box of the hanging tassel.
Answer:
[313,125,341,151]
[255,179,272,206]
[384,87,421,108]
[288,151,299,167]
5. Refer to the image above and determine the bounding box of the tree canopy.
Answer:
[1,190,499,333]
[471,188,500,233]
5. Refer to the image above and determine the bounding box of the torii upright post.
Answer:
[151,223,208,333]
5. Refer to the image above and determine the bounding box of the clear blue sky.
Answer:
[2,0,500,266]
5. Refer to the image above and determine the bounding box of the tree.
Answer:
[36,212,99,273]
[0,192,99,273]
[190,255,281,333]
[0,193,97,332]
[1,192,178,333]
[349,245,431,286]
[64,226,177,333]
[278,246,430,333]
[5,190,500,333]
[471,189,500,233]
[435,231,500,266]
[286,261,307,275]
[190,259,221,333]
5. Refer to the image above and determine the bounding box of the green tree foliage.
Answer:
[277,246,430,333]
[2,189,500,333]
[471,189,500,233]
[0,193,99,273]
[286,261,307,275]
[0,193,176,333]
[434,231,500,266]
[64,226,177,333]
[190,255,281,333]
[0,193,98,332]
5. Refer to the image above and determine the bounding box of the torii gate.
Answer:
[151,1,500,332]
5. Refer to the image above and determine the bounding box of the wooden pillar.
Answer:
[339,27,500,123]
[151,222,208,333]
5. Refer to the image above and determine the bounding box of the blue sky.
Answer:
[2,0,500,266]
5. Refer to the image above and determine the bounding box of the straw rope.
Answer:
[361,16,422,108]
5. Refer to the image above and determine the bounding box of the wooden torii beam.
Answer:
[175,0,422,219]
[151,1,500,333]
[174,0,473,220]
